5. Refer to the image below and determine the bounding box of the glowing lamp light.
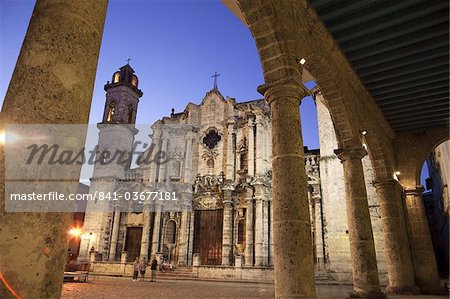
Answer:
[69,228,82,237]
[361,130,368,136]
[0,130,23,145]
[299,58,306,65]
[395,171,401,176]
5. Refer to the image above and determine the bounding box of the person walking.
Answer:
[150,258,158,282]
[139,258,147,282]
[132,257,140,281]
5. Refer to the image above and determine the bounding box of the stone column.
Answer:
[253,180,266,266]
[268,196,274,266]
[404,186,441,294]
[184,128,193,183]
[247,115,255,176]
[373,179,417,294]
[109,209,122,261]
[254,197,264,266]
[148,132,160,186]
[335,146,385,298]
[222,189,234,266]
[244,188,254,266]
[150,204,162,258]
[177,203,189,265]
[0,1,107,298]
[157,134,169,183]
[140,203,151,261]
[226,120,235,180]
[258,82,316,298]
[312,192,325,269]
[262,198,269,266]
[187,211,195,265]
[255,113,264,176]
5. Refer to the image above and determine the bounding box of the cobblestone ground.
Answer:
[61,277,447,299]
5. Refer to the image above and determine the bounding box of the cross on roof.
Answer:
[126,58,131,64]
[211,72,220,90]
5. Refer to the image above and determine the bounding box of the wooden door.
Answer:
[193,209,223,265]
[125,227,142,262]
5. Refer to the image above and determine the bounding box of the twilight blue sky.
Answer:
[0,0,319,147]
[0,0,430,184]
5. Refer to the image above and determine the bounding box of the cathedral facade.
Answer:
[80,65,385,281]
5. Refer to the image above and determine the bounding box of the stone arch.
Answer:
[415,135,449,187]
[237,0,398,182]
[236,1,358,148]
[395,128,449,188]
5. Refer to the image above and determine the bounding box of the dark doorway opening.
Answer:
[193,209,223,265]
[125,227,143,262]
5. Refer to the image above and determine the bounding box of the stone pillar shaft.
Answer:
[0,1,107,298]
[244,196,254,266]
[187,211,195,265]
[262,199,269,265]
[109,210,121,261]
[247,117,255,176]
[268,198,274,266]
[255,115,264,176]
[261,82,316,298]
[151,205,162,257]
[140,205,151,261]
[184,131,193,183]
[404,186,441,294]
[222,194,233,266]
[373,180,417,293]
[254,198,264,266]
[335,146,385,298]
[178,204,189,265]
[158,137,168,183]
[226,121,235,180]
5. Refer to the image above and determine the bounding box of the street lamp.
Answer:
[69,228,82,237]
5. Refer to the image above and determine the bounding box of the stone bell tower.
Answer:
[80,63,143,261]
[102,63,143,125]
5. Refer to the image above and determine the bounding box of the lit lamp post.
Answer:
[67,228,82,261]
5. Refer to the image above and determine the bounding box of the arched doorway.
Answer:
[420,140,450,278]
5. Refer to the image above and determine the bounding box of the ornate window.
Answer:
[106,102,115,122]
[240,152,247,171]
[202,130,221,149]
[113,72,121,83]
[170,160,181,178]
[131,75,138,87]
[237,219,245,244]
[127,104,134,124]
[165,220,177,244]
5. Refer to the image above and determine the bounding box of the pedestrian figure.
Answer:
[150,258,158,282]
[139,258,147,281]
[132,257,140,281]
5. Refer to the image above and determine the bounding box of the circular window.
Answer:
[202,130,221,149]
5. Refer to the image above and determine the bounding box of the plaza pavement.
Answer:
[61,276,448,299]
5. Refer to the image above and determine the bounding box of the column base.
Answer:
[385,285,420,295]
[348,290,387,299]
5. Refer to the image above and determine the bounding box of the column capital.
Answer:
[246,111,256,123]
[257,78,309,104]
[373,178,402,190]
[334,146,367,162]
[227,118,236,129]
[404,185,424,195]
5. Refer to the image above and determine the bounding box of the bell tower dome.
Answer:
[102,63,143,124]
